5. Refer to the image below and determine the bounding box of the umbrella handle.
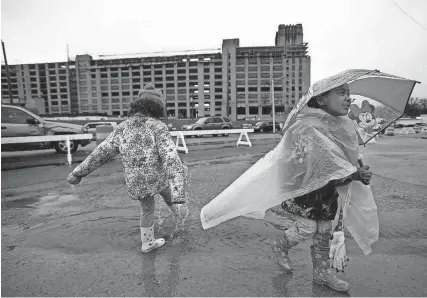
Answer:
[357,158,370,185]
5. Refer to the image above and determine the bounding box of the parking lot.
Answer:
[1,133,427,297]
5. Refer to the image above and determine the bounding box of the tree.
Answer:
[375,104,401,121]
[405,97,427,117]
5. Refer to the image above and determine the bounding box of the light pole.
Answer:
[271,79,276,133]
[2,40,13,104]
[189,84,198,121]
[270,75,287,134]
[190,95,194,121]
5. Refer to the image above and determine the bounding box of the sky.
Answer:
[1,0,427,97]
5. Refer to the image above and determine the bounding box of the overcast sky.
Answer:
[1,0,427,97]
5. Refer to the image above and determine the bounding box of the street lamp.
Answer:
[270,75,287,134]
[190,95,194,121]
[189,84,198,121]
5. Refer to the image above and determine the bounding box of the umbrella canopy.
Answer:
[282,69,420,144]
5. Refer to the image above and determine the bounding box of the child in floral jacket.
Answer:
[67,84,187,253]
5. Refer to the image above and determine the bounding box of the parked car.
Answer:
[181,116,233,137]
[253,121,281,133]
[242,123,253,129]
[414,123,427,133]
[1,104,91,154]
[385,127,395,136]
[373,127,383,135]
[83,122,118,140]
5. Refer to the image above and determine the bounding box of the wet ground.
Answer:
[1,135,427,296]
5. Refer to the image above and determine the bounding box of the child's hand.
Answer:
[67,173,82,185]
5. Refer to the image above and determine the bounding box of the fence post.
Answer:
[66,135,72,165]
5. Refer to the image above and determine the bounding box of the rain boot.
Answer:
[311,232,350,292]
[272,218,317,272]
[271,231,297,272]
[141,226,165,253]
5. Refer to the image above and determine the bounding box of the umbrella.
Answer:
[282,69,421,145]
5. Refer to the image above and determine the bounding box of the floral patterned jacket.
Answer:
[69,114,186,203]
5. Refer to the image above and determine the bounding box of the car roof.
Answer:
[2,104,24,109]
[2,104,42,118]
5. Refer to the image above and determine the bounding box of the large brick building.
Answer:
[1,24,310,121]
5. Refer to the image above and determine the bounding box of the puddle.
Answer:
[1,197,40,210]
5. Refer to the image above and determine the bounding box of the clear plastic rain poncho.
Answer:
[200,69,380,255]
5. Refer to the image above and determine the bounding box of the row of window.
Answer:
[88,74,224,81]
[1,69,67,77]
[236,93,302,99]
[236,57,306,65]
[51,101,69,106]
[90,67,222,77]
[94,60,222,69]
[235,65,303,72]
[235,86,302,92]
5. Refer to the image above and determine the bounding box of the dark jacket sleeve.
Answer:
[155,123,186,203]
[333,175,354,186]
[71,126,121,178]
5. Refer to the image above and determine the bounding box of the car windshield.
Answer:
[255,122,263,126]
[195,118,206,124]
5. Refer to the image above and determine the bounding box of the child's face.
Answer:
[321,84,352,117]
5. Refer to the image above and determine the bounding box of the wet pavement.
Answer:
[1,135,427,296]
[0,133,280,171]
